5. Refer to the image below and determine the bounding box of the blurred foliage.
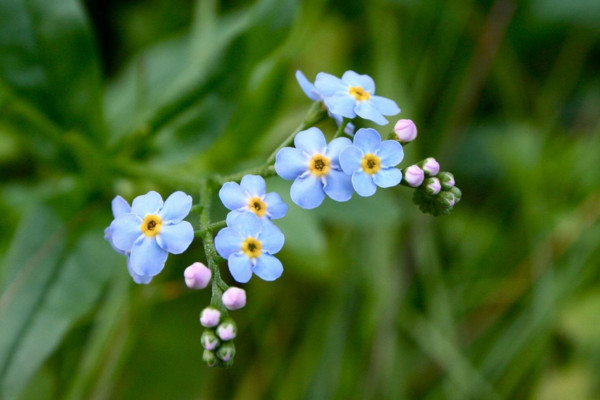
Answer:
[1,0,599,399]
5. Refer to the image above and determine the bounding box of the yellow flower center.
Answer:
[348,86,370,101]
[248,196,267,217]
[308,154,330,177]
[361,153,381,175]
[241,237,262,258]
[141,214,162,237]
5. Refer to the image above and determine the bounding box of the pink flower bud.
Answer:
[425,178,442,195]
[184,262,212,289]
[404,165,425,187]
[421,157,440,176]
[200,307,221,327]
[222,287,246,310]
[394,119,417,143]
[217,319,237,341]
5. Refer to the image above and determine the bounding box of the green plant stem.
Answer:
[194,220,227,237]
[333,118,351,139]
[198,180,229,309]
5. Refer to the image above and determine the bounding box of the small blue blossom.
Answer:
[107,191,194,282]
[274,127,354,209]
[296,70,355,135]
[219,175,287,223]
[214,213,285,283]
[314,71,400,125]
[339,128,404,197]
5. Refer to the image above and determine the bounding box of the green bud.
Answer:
[423,177,442,195]
[448,186,462,203]
[220,359,235,368]
[217,342,236,362]
[200,329,220,351]
[202,349,218,368]
[438,191,456,208]
[437,172,455,190]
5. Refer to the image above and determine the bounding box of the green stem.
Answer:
[333,117,351,139]
[195,220,227,237]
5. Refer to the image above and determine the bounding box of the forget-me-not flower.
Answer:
[339,128,404,197]
[108,191,194,281]
[219,175,287,223]
[215,213,285,283]
[314,71,400,125]
[275,127,354,209]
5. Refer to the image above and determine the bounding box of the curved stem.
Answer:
[333,118,351,139]
[195,220,227,237]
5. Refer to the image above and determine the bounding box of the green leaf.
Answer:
[0,0,105,142]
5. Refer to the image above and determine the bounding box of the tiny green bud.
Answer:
[217,342,236,362]
[448,186,462,203]
[423,177,442,195]
[438,172,455,190]
[201,329,220,351]
[203,349,218,368]
[438,191,456,208]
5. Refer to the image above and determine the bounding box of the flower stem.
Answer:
[333,118,351,139]
[194,220,227,237]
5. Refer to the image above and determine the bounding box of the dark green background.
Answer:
[1,0,599,398]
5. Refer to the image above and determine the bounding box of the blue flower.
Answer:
[314,71,400,125]
[339,128,404,197]
[214,213,285,283]
[296,70,355,135]
[274,127,354,209]
[219,175,288,223]
[108,191,194,282]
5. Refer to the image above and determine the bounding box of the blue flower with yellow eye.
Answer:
[275,127,354,209]
[219,175,287,223]
[214,213,285,283]
[339,128,404,197]
[314,71,400,125]
[107,191,194,281]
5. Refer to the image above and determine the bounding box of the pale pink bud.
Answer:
[404,165,425,187]
[217,319,237,341]
[421,157,440,176]
[200,307,221,327]
[394,119,417,143]
[424,177,442,195]
[184,262,212,289]
[222,287,246,310]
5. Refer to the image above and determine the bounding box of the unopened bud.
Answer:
[217,318,237,341]
[424,178,442,195]
[222,287,246,310]
[201,329,220,351]
[438,191,456,208]
[420,157,440,176]
[199,307,221,328]
[448,186,462,203]
[438,172,455,189]
[217,342,236,362]
[184,262,212,289]
[202,349,218,367]
[403,165,425,187]
[394,119,417,143]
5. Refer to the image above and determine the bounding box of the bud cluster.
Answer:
[200,307,238,367]
[402,158,462,216]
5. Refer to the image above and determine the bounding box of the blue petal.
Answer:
[104,226,127,256]
[323,169,354,202]
[253,254,283,281]
[215,227,243,259]
[373,168,403,188]
[240,175,266,196]
[339,146,363,175]
[230,212,262,237]
[323,94,356,118]
[275,147,309,180]
[296,70,321,101]
[377,140,404,168]
[356,101,388,125]
[219,182,247,211]
[225,211,245,227]
[263,192,288,219]
[111,196,130,218]
[341,71,375,93]
[352,171,377,197]
[314,72,346,96]
[370,95,400,116]
[159,191,192,223]
[294,127,327,155]
[326,137,352,166]
[258,223,284,254]
[129,237,168,277]
[228,253,253,283]
[353,128,382,154]
[110,214,142,252]
[156,221,194,254]
[290,175,325,209]
[127,257,153,284]
[131,191,163,216]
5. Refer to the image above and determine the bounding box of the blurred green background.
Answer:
[1,0,599,398]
